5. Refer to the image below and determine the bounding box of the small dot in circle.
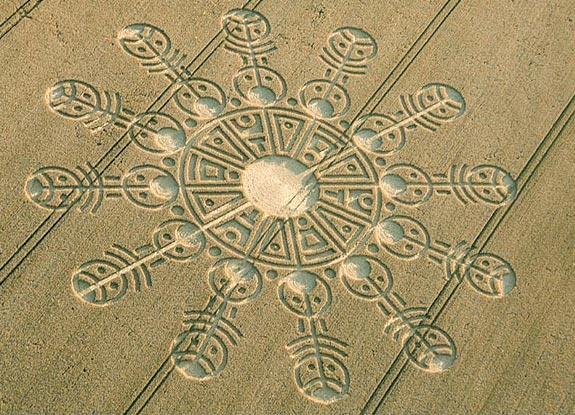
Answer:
[376,157,386,166]
[324,268,336,279]
[287,98,298,106]
[298,218,308,226]
[342,225,352,233]
[231,98,241,107]
[163,233,172,241]
[266,270,278,279]
[163,157,176,167]
[206,199,214,207]
[175,246,184,254]
[339,120,350,129]
[229,171,239,180]
[226,231,237,240]
[304,153,314,161]
[185,118,197,128]
[171,205,184,216]
[386,202,396,211]
[314,85,322,93]
[368,243,379,254]
[136,174,145,182]
[198,84,207,91]
[208,247,222,257]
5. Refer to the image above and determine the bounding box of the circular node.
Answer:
[287,271,318,293]
[376,219,404,244]
[248,86,277,106]
[342,256,371,279]
[306,98,334,119]
[380,174,407,197]
[150,175,179,200]
[157,127,186,152]
[195,97,223,118]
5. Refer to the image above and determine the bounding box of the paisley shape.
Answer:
[25,166,84,210]
[293,352,349,403]
[351,113,407,155]
[71,259,129,306]
[208,258,262,303]
[380,164,433,206]
[321,27,378,75]
[129,112,187,154]
[119,23,172,60]
[463,165,517,205]
[153,220,205,261]
[466,253,516,297]
[300,80,350,119]
[339,256,393,299]
[402,324,457,373]
[279,271,332,317]
[233,66,286,106]
[122,165,179,209]
[174,78,226,118]
[171,326,229,380]
[46,80,123,131]
[375,216,431,259]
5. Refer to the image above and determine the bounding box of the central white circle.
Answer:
[243,156,319,217]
